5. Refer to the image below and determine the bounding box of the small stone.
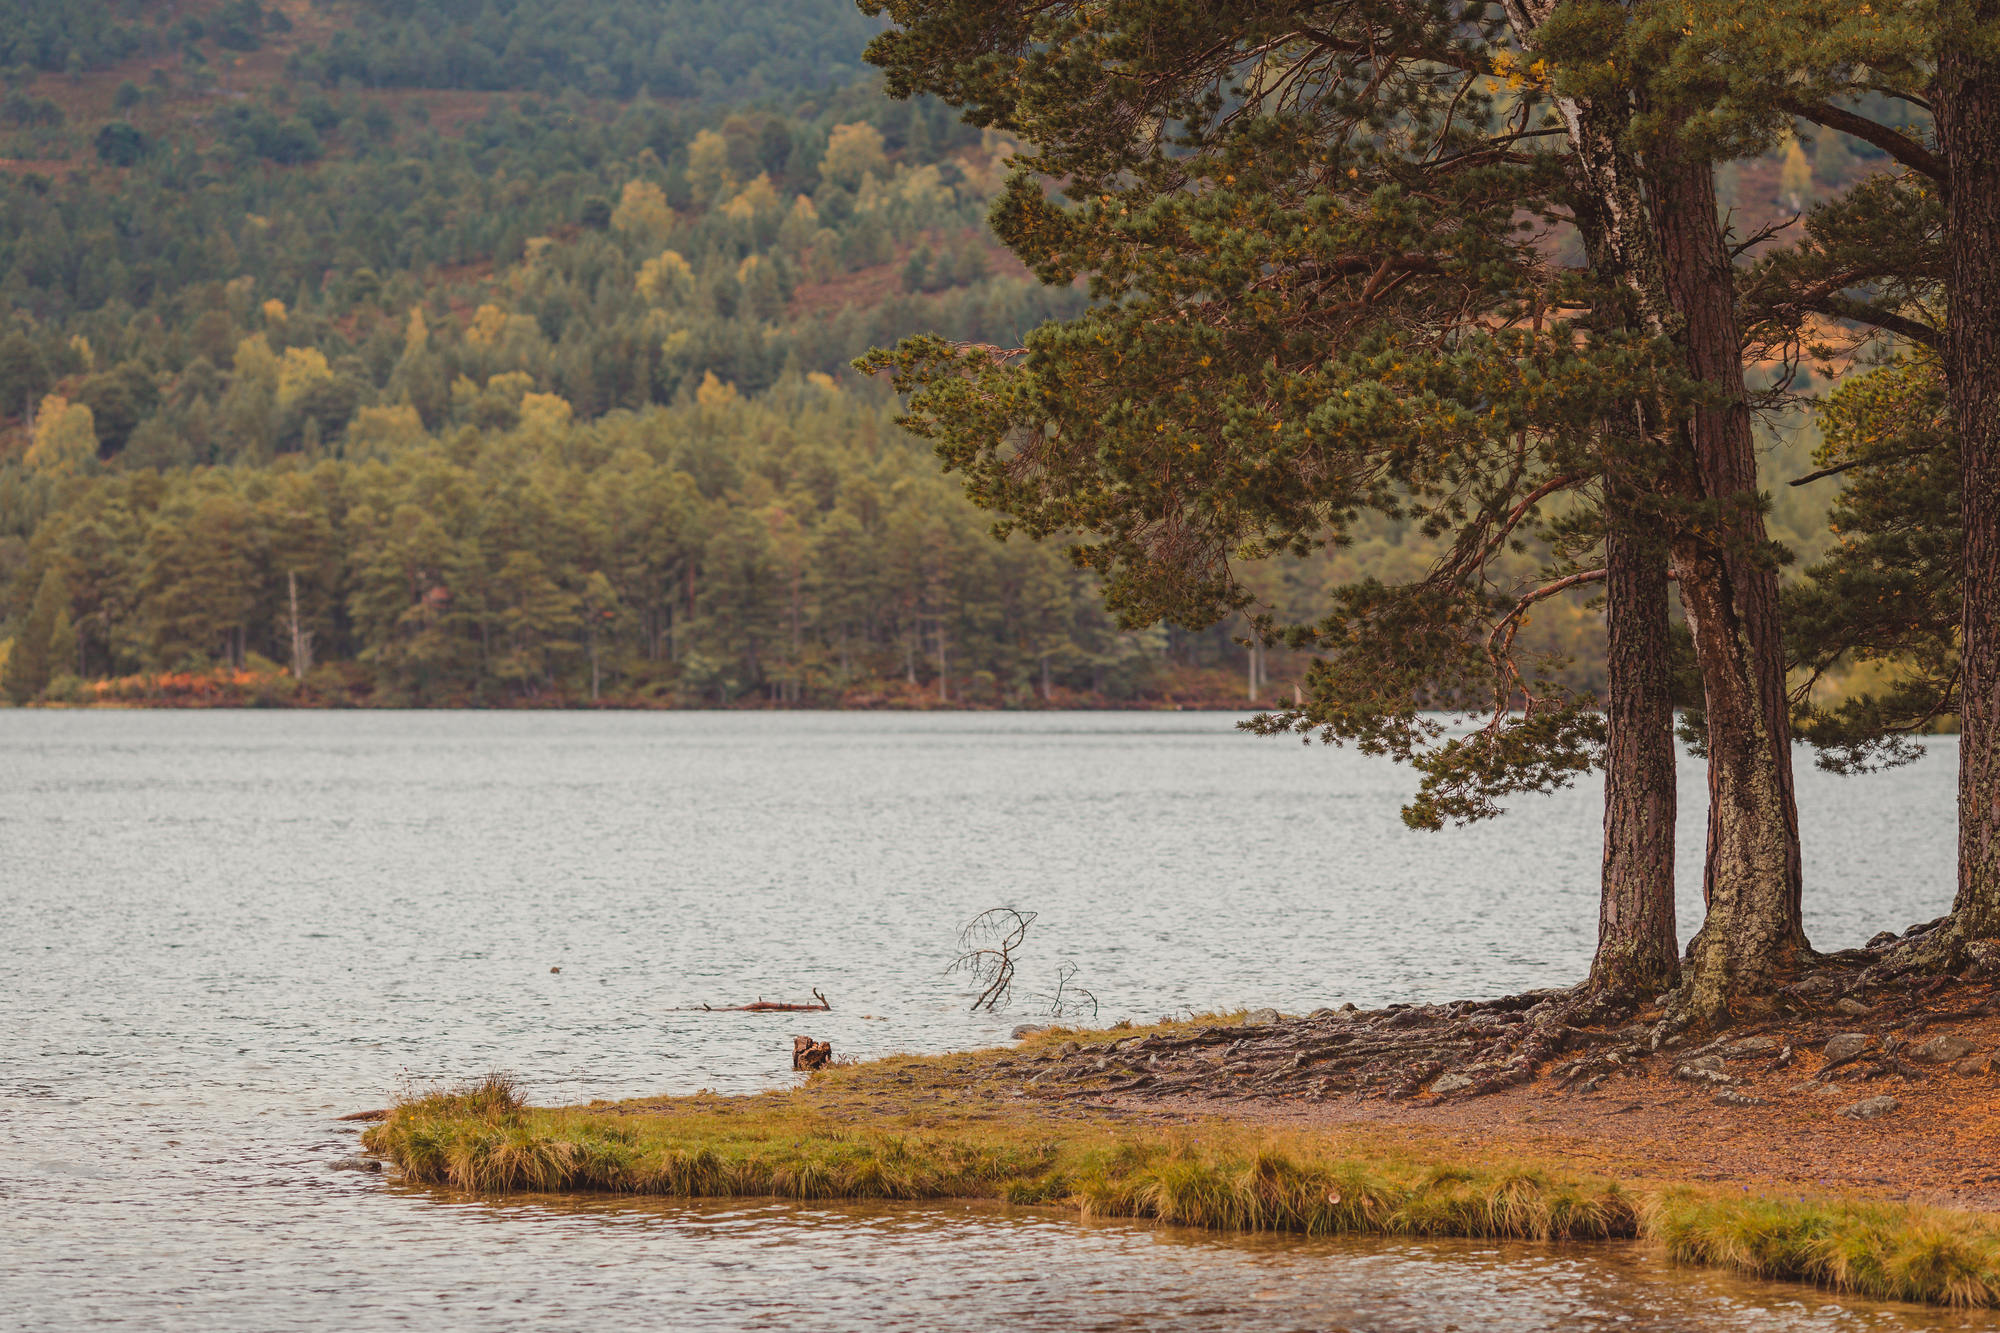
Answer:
[1673,1059,1738,1086]
[1823,1033,1875,1062]
[1839,1095,1901,1121]
[1911,1033,1978,1065]
[1721,1035,1779,1058]
[1812,1084,1848,1098]
[550,966,561,974]
[330,1156,382,1173]
[1713,1089,1766,1107]
[1243,1008,1282,1026]
[1431,1073,1474,1096]
[1834,997,1871,1017]
[1011,1024,1051,1040]
[1954,1056,1993,1077]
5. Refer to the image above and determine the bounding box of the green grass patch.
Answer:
[365,1065,2000,1308]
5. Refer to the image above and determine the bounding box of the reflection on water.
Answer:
[378,1193,1985,1332]
[0,711,1968,1329]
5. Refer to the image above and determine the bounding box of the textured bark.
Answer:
[1940,20,2000,938]
[1505,0,1804,1017]
[1502,0,1685,1002]
[1566,169,1680,1000]
[1650,151,1809,1016]
[1591,499,1680,996]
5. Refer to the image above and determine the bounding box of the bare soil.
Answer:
[1010,935,2000,1210]
[1122,1029,2000,1211]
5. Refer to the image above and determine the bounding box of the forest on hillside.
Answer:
[0,0,1890,708]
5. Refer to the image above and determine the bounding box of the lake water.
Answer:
[0,710,1978,1330]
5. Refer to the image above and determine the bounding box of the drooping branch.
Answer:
[1783,100,1948,187]
[1788,447,1928,487]
[1810,296,1943,350]
[1484,567,1607,680]
[1437,472,1586,587]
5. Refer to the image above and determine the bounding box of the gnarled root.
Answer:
[1027,985,1653,1107]
[1023,921,2000,1107]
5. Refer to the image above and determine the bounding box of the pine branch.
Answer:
[1782,100,1947,187]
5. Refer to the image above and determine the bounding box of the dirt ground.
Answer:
[1074,1006,2000,1211]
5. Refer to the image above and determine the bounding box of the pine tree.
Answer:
[860,0,1704,1007]
[3,568,68,703]
[1695,0,2000,960]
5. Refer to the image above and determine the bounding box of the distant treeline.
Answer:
[2,385,1236,706]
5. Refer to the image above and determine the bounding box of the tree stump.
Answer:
[792,1035,832,1071]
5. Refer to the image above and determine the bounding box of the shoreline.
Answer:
[3,665,1289,713]
[363,1009,2000,1308]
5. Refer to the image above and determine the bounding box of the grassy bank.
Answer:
[364,1050,2000,1309]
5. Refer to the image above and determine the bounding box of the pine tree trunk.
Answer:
[1508,0,1802,1013]
[936,619,948,702]
[1651,151,1808,1015]
[1940,24,2000,938]
[1591,499,1680,995]
[1547,86,1682,1003]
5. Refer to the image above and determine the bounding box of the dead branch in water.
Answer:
[1038,961,1098,1020]
[950,908,1037,1011]
[679,989,832,1013]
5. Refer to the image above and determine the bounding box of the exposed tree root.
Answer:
[1023,916,2000,1107]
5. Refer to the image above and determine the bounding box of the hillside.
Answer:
[0,0,1891,711]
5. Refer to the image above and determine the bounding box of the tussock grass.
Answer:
[364,1061,2000,1309]
[1645,1190,2000,1307]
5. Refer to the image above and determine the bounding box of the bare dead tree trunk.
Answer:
[1942,25,2000,938]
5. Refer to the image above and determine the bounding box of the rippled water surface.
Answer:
[0,711,1975,1329]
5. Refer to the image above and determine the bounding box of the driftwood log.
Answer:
[695,989,832,1013]
[792,1036,833,1071]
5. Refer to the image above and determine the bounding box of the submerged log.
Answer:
[692,989,832,1013]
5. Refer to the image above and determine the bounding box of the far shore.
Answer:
[361,993,2000,1309]
[5,662,1292,712]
